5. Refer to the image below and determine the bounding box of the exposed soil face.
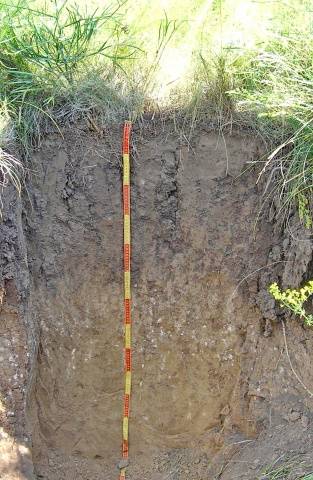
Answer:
[1,122,313,479]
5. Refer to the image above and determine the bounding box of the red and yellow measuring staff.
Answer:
[119,121,132,480]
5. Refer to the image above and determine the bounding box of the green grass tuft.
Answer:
[231,35,313,227]
[0,0,137,154]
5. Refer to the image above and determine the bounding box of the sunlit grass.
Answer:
[0,0,139,150]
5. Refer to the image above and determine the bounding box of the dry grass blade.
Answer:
[0,148,23,192]
[0,148,23,215]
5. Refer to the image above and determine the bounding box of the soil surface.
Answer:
[1,121,313,479]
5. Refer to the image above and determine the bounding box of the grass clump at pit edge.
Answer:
[231,35,313,228]
[0,0,138,154]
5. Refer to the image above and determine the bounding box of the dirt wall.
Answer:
[1,122,313,479]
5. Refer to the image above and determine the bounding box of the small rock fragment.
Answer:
[220,404,230,416]
[301,415,309,428]
[118,458,130,470]
[285,410,301,422]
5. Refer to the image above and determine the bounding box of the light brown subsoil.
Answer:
[1,121,313,480]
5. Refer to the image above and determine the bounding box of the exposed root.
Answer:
[282,320,313,398]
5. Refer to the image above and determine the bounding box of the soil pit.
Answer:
[1,123,313,479]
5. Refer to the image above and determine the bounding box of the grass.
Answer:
[0,148,23,211]
[261,469,313,479]
[0,0,138,151]
[259,454,313,479]
[0,0,182,150]
[0,0,312,227]
[232,34,313,227]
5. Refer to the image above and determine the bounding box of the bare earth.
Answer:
[1,121,313,479]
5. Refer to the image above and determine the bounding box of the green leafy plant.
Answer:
[269,280,313,326]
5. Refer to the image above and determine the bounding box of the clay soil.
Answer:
[1,120,313,479]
